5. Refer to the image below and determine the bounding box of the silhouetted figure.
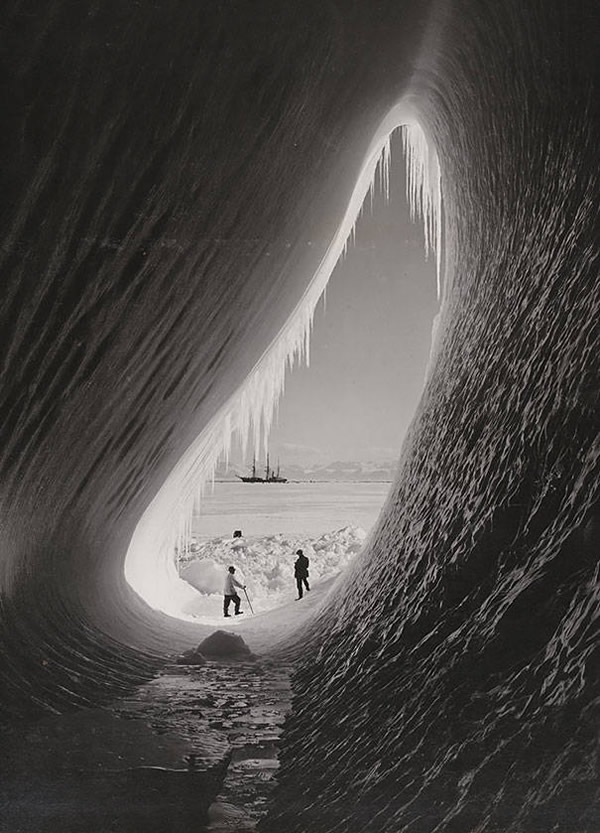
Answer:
[233,529,243,538]
[294,549,310,599]
[224,566,246,617]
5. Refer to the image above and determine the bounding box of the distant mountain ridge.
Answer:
[215,459,397,482]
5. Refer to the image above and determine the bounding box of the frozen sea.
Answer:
[191,481,391,540]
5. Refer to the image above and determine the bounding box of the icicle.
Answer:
[401,121,443,300]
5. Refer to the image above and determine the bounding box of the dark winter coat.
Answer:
[294,554,309,579]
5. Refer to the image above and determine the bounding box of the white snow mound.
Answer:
[178,525,366,618]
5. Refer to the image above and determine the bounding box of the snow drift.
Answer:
[179,526,366,618]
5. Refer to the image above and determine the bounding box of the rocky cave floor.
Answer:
[3,584,333,833]
[109,658,293,832]
[2,656,293,833]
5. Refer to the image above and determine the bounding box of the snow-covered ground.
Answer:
[189,481,389,539]
[177,525,366,621]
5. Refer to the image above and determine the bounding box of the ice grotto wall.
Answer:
[2,1,600,830]
[1,0,435,716]
[260,2,600,831]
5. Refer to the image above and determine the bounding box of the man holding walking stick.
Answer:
[223,565,246,617]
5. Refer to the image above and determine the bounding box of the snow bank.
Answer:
[178,525,366,619]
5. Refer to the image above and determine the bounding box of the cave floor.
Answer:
[108,658,294,832]
[2,658,293,833]
[3,583,336,831]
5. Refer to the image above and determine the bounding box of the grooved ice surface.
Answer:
[258,2,600,829]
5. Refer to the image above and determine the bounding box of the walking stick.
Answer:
[243,587,255,615]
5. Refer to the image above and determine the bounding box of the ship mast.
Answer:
[265,453,270,481]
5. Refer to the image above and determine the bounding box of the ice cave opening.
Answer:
[123,103,445,635]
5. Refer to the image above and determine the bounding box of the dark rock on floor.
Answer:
[198,630,255,660]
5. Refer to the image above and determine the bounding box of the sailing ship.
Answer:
[237,456,264,483]
[237,454,287,483]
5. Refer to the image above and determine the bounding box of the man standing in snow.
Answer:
[224,565,246,617]
[294,549,310,599]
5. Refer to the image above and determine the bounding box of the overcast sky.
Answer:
[248,133,439,467]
